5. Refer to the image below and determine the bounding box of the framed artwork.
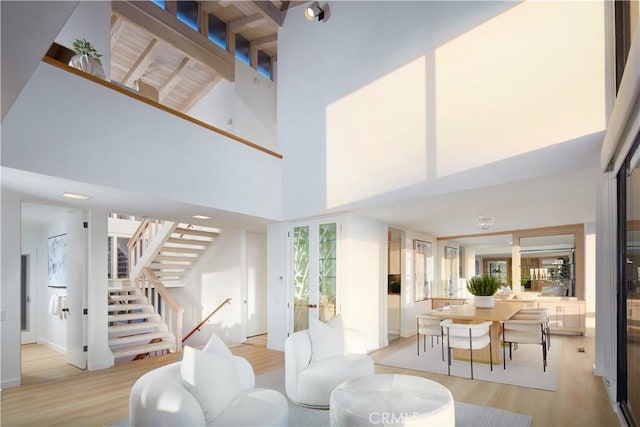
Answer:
[48,233,67,288]
[414,240,433,302]
[445,246,458,296]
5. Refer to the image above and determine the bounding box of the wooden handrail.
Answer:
[41,55,283,159]
[182,297,232,344]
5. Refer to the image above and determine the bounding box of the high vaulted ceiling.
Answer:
[109,1,301,112]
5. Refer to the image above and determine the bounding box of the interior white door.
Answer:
[246,232,267,337]
[65,210,87,369]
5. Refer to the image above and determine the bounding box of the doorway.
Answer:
[290,219,339,333]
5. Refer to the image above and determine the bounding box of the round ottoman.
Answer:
[329,374,455,426]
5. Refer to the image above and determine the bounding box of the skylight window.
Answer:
[257,50,272,80]
[151,0,166,10]
[235,34,250,65]
[208,13,227,50]
[177,1,199,31]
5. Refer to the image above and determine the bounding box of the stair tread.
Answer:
[109,321,166,334]
[107,303,152,312]
[149,263,190,269]
[109,312,155,322]
[109,294,147,302]
[166,237,210,246]
[174,227,219,239]
[155,255,198,261]
[159,246,204,254]
[109,331,172,346]
[108,286,139,293]
[111,341,174,359]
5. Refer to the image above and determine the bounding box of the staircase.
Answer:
[147,225,219,283]
[107,219,220,362]
[108,285,174,361]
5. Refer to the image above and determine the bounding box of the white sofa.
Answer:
[129,336,288,427]
[284,316,374,408]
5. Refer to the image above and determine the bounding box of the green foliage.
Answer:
[72,38,103,65]
[466,274,501,296]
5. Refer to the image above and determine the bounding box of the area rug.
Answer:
[375,338,559,391]
[255,368,531,427]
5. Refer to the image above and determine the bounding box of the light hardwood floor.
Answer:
[2,333,620,426]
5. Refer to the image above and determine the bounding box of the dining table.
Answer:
[428,301,527,364]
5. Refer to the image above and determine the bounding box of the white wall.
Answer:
[341,214,388,351]
[55,0,111,80]
[188,79,235,133]
[87,209,112,370]
[189,60,277,151]
[2,63,282,221]
[246,231,267,336]
[278,1,605,221]
[1,190,23,388]
[174,229,246,347]
[234,61,277,150]
[266,222,288,351]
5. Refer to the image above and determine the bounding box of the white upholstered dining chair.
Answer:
[501,312,548,372]
[440,319,493,379]
[417,313,443,359]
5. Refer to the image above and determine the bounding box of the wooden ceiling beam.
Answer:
[252,1,285,26]
[121,38,159,86]
[228,13,264,32]
[200,1,223,15]
[158,56,190,100]
[110,14,127,46]
[113,1,234,82]
[251,33,277,49]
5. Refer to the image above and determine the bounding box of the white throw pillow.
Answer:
[202,333,233,357]
[309,314,345,363]
[180,346,241,424]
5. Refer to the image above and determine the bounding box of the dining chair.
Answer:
[440,319,493,379]
[501,313,547,372]
[416,313,443,360]
[511,307,551,350]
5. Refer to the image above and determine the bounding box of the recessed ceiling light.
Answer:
[61,192,92,200]
[192,215,210,220]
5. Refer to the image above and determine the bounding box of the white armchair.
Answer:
[284,315,374,408]
[129,335,288,426]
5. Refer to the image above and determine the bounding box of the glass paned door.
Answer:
[318,223,337,322]
[293,226,310,332]
[625,141,640,424]
[292,221,338,332]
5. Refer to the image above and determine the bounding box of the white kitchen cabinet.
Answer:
[537,299,585,335]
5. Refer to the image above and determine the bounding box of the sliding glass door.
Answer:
[619,135,640,426]
[291,220,339,332]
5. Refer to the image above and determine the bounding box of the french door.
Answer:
[290,219,340,332]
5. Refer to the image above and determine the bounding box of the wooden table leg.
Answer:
[452,320,502,365]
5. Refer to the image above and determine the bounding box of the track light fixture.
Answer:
[305,1,330,23]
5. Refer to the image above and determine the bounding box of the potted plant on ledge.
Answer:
[68,38,105,79]
[466,274,501,308]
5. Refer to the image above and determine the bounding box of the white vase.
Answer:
[474,295,495,308]
[68,54,105,79]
